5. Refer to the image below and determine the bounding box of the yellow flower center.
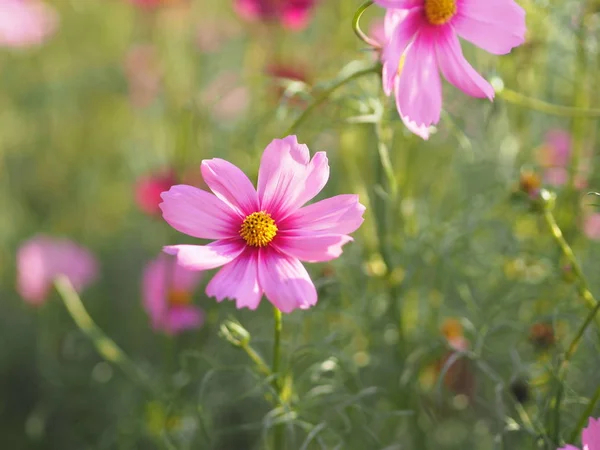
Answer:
[167,290,191,307]
[424,0,457,25]
[239,211,278,247]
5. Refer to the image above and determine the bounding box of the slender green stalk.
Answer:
[284,65,380,136]
[498,88,600,118]
[54,276,159,396]
[540,195,600,443]
[272,307,284,450]
[569,380,600,442]
[352,1,378,47]
[241,343,272,377]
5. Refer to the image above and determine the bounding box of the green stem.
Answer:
[241,343,271,377]
[272,307,284,450]
[541,199,600,443]
[569,380,600,442]
[54,276,159,396]
[284,65,380,136]
[497,88,600,118]
[352,1,378,47]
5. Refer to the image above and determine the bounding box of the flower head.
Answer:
[0,0,58,48]
[160,135,365,313]
[17,235,98,305]
[559,417,600,450]
[142,253,204,334]
[135,169,176,216]
[234,0,317,30]
[372,0,526,137]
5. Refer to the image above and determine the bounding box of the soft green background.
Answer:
[2,0,600,449]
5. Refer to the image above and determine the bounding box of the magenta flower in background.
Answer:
[160,135,365,313]
[0,0,58,48]
[17,235,98,306]
[234,0,317,30]
[559,417,600,450]
[142,253,204,334]
[373,0,526,137]
[135,170,177,217]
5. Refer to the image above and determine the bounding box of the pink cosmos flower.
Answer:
[17,235,98,306]
[373,0,526,137]
[559,417,600,450]
[160,135,365,313]
[234,0,316,30]
[142,253,204,334]
[135,169,176,216]
[0,0,58,48]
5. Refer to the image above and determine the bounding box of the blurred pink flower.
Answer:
[583,213,600,241]
[0,0,58,48]
[558,417,600,450]
[135,169,177,217]
[373,0,526,138]
[142,253,204,334]
[535,129,589,188]
[234,0,317,30]
[123,44,161,108]
[17,235,98,306]
[160,135,365,313]
[195,19,241,53]
[200,71,249,121]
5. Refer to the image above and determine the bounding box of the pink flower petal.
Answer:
[584,214,600,241]
[275,234,353,262]
[201,158,259,216]
[165,306,204,334]
[206,249,262,310]
[396,30,442,128]
[257,248,317,313]
[0,0,58,48]
[557,446,580,450]
[453,0,526,55]
[164,239,245,271]
[17,235,98,305]
[381,9,422,95]
[160,185,240,240]
[435,25,494,99]
[582,417,600,450]
[282,5,311,30]
[279,194,365,235]
[257,136,329,219]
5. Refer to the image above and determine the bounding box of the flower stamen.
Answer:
[424,0,457,25]
[240,211,278,247]
[168,290,191,307]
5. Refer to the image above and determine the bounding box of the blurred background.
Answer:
[2,0,600,449]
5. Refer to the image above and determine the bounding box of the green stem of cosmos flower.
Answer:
[272,307,284,450]
[284,65,380,137]
[540,193,600,443]
[54,276,159,397]
[569,380,600,442]
[352,1,378,48]
[498,88,600,117]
